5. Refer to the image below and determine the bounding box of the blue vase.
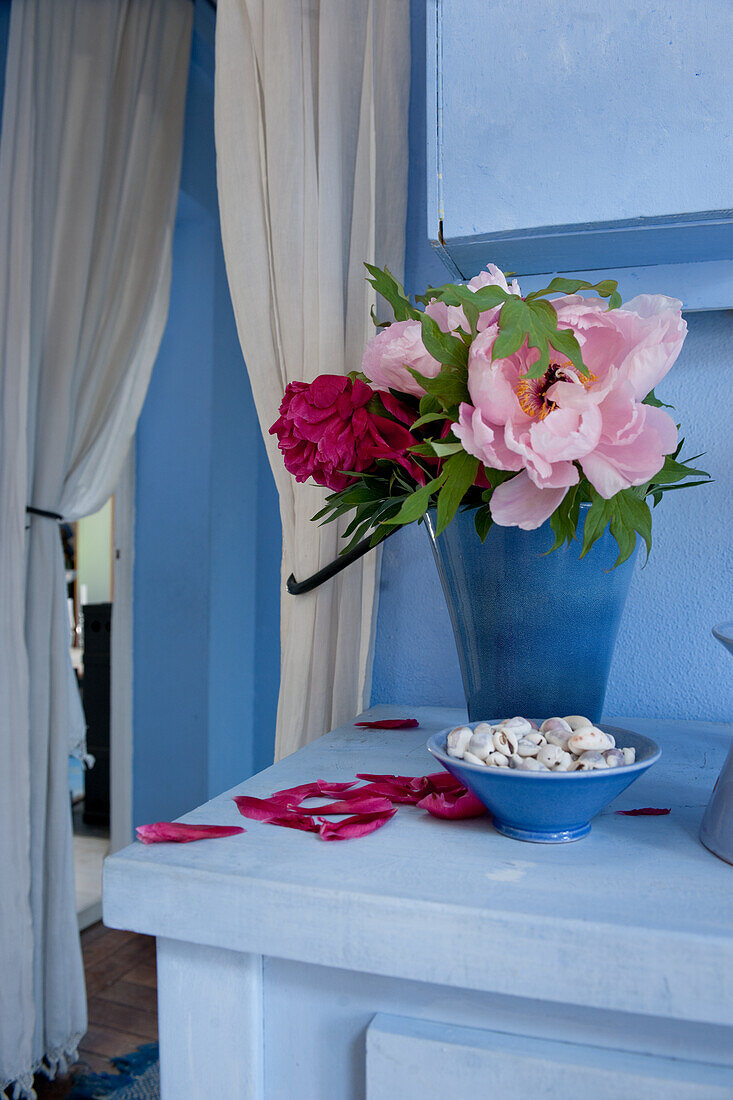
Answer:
[426,505,637,722]
[699,622,733,865]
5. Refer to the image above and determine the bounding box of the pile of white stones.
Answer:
[446,716,636,772]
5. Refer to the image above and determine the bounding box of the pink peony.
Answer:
[425,263,522,335]
[269,374,424,492]
[453,294,685,529]
[361,319,441,397]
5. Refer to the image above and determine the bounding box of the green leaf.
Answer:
[438,283,510,315]
[642,388,674,410]
[579,491,614,558]
[481,467,516,492]
[407,443,442,457]
[491,323,526,360]
[429,439,464,458]
[419,392,441,416]
[369,304,390,329]
[474,505,493,542]
[381,471,447,526]
[530,298,589,377]
[615,490,652,561]
[414,281,465,306]
[410,411,448,431]
[609,512,638,569]
[435,452,479,535]
[646,479,712,497]
[491,296,527,360]
[409,362,469,414]
[418,310,469,370]
[364,263,419,322]
[648,454,710,486]
[547,484,579,552]
[525,276,622,310]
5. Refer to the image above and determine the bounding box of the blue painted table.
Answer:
[103,707,733,1098]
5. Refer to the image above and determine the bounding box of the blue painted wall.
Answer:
[133,1,280,826]
[371,0,733,722]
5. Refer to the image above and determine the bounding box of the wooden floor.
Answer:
[35,923,158,1098]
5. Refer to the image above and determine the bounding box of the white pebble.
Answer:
[540,717,572,735]
[500,716,532,736]
[524,731,546,746]
[486,751,509,767]
[446,726,473,758]
[563,715,593,731]
[516,757,550,771]
[537,744,570,770]
[544,729,571,751]
[552,750,575,771]
[492,727,519,757]
[573,750,609,771]
[567,727,614,754]
[467,728,495,761]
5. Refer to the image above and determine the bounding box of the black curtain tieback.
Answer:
[286,527,396,596]
[26,505,64,521]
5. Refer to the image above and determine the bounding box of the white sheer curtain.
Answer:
[215,0,410,760]
[0,2,192,1095]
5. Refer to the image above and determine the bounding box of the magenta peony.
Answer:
[454,293,686,530]
[269,374,423,492]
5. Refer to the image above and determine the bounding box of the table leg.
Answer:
[156,937,263,1099]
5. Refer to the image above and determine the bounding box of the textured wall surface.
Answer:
[371,0,733,721]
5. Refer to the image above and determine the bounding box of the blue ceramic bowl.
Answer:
[428,723,661,843]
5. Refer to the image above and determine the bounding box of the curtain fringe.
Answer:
[1,1035,82,1100]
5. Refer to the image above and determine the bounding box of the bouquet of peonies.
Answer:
[270,264,708,567]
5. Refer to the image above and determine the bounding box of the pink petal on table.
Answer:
[267,812,320,833]
[354,719,419,729]
[424,771,465,793]
[615,807,671,816]
[358,781,425,805]
[417,788,487,820]
[317,807,397,840]
[317,783,378,800]
[268,780,359,805]
[136,822,245,844]
[295,796,393,815]
[234,795,295,822]
[267,782,324,804]
[317,780,361,794]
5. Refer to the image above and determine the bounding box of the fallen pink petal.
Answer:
[136,822,245,844]
[316,780,361,795]
[417,788,487,820]
[234,794,296,822]
[267,812,320,833]
[354,718,419,729]
[295,795,393,815]
[358,780,426,804]
[317,807,397,840]
[268,780,359,805]
[424,771,465,792]
[267,782,325,804]
[616,807,671,816]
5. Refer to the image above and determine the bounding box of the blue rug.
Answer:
[69,1044,159,1099]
